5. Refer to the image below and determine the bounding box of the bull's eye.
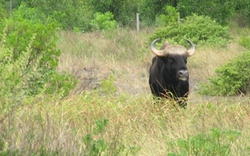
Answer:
[168,57,174,64]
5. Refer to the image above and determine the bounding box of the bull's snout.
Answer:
[178,70,189,81]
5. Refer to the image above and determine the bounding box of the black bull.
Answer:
[149,39,195,108]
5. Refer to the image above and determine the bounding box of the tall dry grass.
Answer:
[2,93,250,155]
[57,28,155,95]
[1,27,250,155]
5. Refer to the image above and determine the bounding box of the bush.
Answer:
[90,12,117,31]
[199,51,250,96]
[155,5,179,27]
[150,14,230,47]
[239,36,250,49]
[0,4,76,98]
[169,128,240,156]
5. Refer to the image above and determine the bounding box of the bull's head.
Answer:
[150,38,195,81]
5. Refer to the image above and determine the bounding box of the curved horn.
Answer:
[185,39,195,56]
[150,38,165,57]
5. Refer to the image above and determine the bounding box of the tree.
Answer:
[177,0,236,25]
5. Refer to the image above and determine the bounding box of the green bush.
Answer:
[239,36,250,49]
[90,12,117,31]
[0,4,76,98]
[169,128,240,156]
[199,51,250,96]
[150,14,230,47]
[156,5,179,27]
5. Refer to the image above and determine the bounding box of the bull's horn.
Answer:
[150,38,165,57]
[185,39,195,56]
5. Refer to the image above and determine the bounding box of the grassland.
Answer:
[1,26,250,155]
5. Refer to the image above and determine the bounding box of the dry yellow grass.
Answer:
[2,93,250,155]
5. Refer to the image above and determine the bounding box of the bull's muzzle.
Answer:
[178,70,189,81]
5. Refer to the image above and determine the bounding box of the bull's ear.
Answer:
[185,39,195,56]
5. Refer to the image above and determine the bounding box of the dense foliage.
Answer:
[155,5,179,27]
[90,12,117,31]
[150,14,230,47]
[199,51,250,96]
[0,5,76,100]
[1,0,250,30]
[177,0,236,25]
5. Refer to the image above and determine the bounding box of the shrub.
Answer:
[150,14,230,47]
[90,12,117,31]
[155,5,179,27]
[169,128,240,156]
[239,36,250,49]
[0,4,76,98]
[199,51,250,96]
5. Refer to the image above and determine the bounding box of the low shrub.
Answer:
[199,51,250,96]
[150,14,230,47]
[169,128,240,156]
[239,36,250,49]
[90,12,117,31]
[0,4,76,102]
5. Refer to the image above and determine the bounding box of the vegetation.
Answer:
[1,0,250,155]
[199,51,250,96]
[0,4,76,97]
[1,0,250,30]
[177,0,236,25]
[150,14,230,47]
[155,5,179,27]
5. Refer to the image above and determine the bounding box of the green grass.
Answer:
[1,26,250,155]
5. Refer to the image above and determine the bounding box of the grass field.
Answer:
[1,26,250,155]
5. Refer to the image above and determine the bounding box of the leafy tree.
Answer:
[2,0,250,30]
[140,0,178,25]
[0,0,23,12]
[0,4,7,21]
[177,0,236,25]
[235,0,250,17]
[9,0,93,31]
[155,5,179,27]
[90,0,144,27]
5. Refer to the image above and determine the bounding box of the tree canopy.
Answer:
[0,0,249,31]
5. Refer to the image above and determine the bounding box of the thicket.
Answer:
[0,5,76,115]
[177,0,236,25]
[150,14,230,47]
[1,0,250,31]
[90,12,117,31]
[199,51,250,96]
